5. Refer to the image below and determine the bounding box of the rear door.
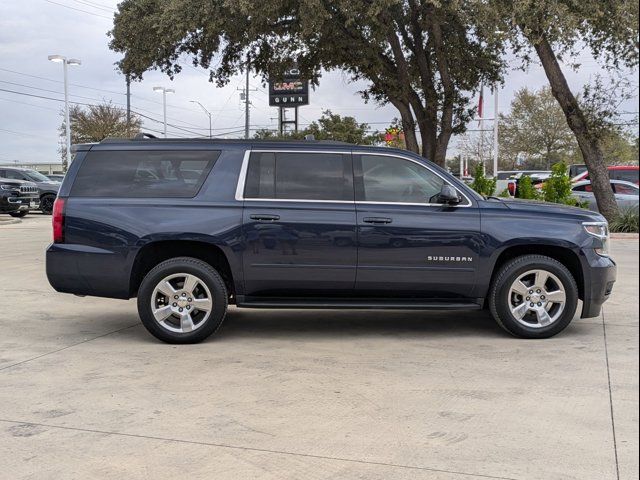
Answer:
[354,153,482,298]
[239,149,357,297]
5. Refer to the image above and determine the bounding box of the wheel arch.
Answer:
[129,240,237,301]
[488,244,584,302]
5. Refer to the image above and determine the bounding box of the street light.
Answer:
[153,86,175,137]
[190,101,212,139]
[48,54,81,168]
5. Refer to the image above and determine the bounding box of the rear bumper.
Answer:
[580,251,617,318]
[46,243,131,299]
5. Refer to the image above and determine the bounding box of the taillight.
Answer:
[52,198,66,243]
[508,181,516,196]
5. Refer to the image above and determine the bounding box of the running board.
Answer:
[236,296,483,310]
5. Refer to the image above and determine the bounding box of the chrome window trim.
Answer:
[235,149,473,207]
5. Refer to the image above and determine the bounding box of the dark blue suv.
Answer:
[46,137,616,343]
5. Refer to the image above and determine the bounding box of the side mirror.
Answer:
[437,184,461,205]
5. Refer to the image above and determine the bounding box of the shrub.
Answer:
[516,175,540,200]
[542,162,574,205]
[498,188,511,198]
[470,164,497,197]
[610,209,639,233]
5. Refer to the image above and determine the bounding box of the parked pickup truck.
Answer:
[0,178,40,217]
[46,137,616,343]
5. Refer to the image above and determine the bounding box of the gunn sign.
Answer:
[269,68,309,107]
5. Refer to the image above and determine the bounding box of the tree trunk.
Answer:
[389,98,419,153]
[533,34,619,221]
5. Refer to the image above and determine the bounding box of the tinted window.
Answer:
[2,170,27,180]
[357,155,454,204]
[612,169,639,183]
[71,150,219,197]
[244,152,353,201]
[614,183,638,195]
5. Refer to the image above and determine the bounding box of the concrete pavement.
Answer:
[0,215,637,480]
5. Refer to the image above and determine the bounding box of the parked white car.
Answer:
[571,180,639,212]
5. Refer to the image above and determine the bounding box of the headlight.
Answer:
[1,184,16,190]
[583,221,610,257]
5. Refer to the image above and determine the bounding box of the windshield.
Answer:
[24,170,53,182]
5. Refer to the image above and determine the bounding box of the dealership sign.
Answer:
[269,68,309,107]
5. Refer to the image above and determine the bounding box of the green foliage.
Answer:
[609,209,640,233]
[498,188,511,198]
[253,110,376,144]
[516,176,540,200]
[541,162,573,204]
[470,164,497,197]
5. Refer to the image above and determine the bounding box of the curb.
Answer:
[0,218,22,226]
[611,233,639,240]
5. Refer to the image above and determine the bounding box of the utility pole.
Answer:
[239,58,257,139]
[126,75,131,125]
[244,58,250,139]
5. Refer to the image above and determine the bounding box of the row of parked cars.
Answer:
[500,165,639,212]
[0,167,62,217]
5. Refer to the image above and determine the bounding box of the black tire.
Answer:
[137,257,228,344]
[40,194,56,215]
[9,210,28,218]
[489,255,578,339]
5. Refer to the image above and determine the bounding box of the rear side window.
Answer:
[244,151,353,201]
[71,150,219,197]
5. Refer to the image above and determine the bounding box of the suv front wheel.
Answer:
[489,255,578,338]
[137,257,228,343]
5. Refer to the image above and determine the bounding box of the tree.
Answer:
[499,87,577,170]
[253,110,376,144]
[109,1,504,166]
[482,0,639,221]
[59,102,141,165]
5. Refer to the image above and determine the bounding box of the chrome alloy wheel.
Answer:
[508,269,567,328]
[151,273,213,333]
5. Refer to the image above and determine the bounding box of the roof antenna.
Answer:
[304,134,315,141]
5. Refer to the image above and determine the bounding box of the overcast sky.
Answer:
[1,0,638,165]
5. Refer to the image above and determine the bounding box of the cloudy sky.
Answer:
[1,0,638,166]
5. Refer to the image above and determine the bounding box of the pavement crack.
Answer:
[0,323,140,373]
[0,418,520,480]
[601,308,620,480]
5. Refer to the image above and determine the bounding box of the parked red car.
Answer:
[572,165,639,185]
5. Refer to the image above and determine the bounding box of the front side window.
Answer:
[70,150,219,198]
[357,155,461,204]
[244,151,353,201]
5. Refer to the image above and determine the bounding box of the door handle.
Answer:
[363,217,392,224]
[250,214,280,221]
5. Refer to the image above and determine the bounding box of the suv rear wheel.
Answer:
[137,257,228,343]
[489,255,578,338]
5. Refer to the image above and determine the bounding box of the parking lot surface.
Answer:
[0,215,638,480]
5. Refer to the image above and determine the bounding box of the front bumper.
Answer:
[8,195,39,211]
[580,250,617,318]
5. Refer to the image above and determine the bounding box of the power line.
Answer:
[44,0,112,19]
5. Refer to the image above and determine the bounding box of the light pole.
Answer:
[190,101,212,138]
[48,55,81,169]
[153,86,175,137]
[493,83,499,179]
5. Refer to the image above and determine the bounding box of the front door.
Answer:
[354,153,482,298]
[240,150,357,296]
